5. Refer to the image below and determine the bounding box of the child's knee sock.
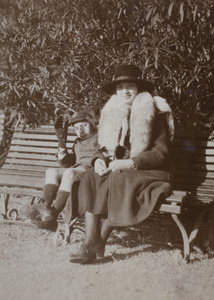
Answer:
[53,190,70,214]
[42,184,58,207]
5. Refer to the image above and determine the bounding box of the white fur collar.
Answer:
[98,92,174,158]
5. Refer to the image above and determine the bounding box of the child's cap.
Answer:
[70,110,96,128]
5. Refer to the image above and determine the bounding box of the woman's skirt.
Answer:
[77,168,172,226]
[78,169,110,216]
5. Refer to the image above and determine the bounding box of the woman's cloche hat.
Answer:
[102,64,154,95]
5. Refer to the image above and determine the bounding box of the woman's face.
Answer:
[116,81,138,105]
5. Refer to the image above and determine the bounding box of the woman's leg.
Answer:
[84,211,101,247]
[70,169,110,263]
[101,218,112,245]
[70,211,104,264]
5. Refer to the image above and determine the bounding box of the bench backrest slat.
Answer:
[12,132,77,142]
[175,170,214,179]
[10,140,74,148]
[3,159,59,167]
[2,164,49,173]
[7,153,58,161]
[170,131,214,203]
[171,140,214,148]
[9,146,58,154]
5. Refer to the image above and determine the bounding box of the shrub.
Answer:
[0,0,213,130]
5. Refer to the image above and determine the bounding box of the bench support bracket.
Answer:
[171,213,190,262]
[188,206,207,245]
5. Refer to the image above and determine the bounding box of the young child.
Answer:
[28,109,99,229]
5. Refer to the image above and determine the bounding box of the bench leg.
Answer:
[188,206,207,246]
[171,213,190,262]
[0,194,10,218]
[204,204,214,251]
[53,217,83,247]
[208,204,214,250]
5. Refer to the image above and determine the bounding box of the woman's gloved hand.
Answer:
[108,159,135,173]
[54,116,69,148]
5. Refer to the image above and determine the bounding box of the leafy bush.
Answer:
[0,0,213,130]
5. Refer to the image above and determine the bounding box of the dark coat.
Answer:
[76,114,174,227]
[108,169,171,226]
[56,132,99,169]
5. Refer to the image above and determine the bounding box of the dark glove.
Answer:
[54,116,69,148]
[114,145,130,159]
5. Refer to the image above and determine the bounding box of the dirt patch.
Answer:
[0,220,214,300]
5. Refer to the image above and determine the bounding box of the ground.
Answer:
[0,218,214,300]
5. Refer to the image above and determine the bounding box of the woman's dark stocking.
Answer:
[101,218,112,245]
[84,211,101,247]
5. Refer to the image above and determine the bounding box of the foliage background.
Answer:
[0,0,213,130]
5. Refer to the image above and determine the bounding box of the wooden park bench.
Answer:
[0,126,213,263]
[0,126,76,219]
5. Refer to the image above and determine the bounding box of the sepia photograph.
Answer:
[0,0,213,299]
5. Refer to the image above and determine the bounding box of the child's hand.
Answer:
[54,116,69,148]
[94,159,109,176]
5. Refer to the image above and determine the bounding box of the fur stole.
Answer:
[98,92,174,158]
[154,96,174,141]
[98,94,131,157]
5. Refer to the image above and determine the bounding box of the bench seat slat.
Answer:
[0,187,43,197]
[0,175,44,188]
[165,193,187,203]
[159,204,181,214]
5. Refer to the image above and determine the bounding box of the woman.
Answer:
[69,64,174,264]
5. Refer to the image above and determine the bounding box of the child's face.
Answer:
[116,81,138,105]
[73,121,95,138]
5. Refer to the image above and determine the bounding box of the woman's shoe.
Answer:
[69,244,97,264]
[69,243,105,264]
[95,244,105,259]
